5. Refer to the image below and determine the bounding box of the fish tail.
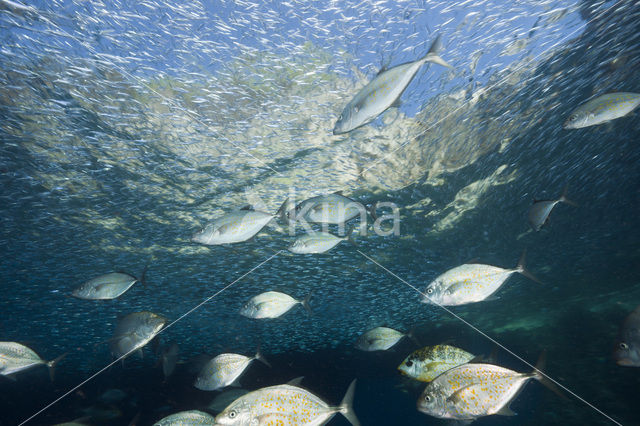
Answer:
[558,185,578,207]
[255,345,271,368]
[338,379,361,426]
[530,350,568,400]
[423,34,454,69]
[139,262,150,287]
[276,197,291,223]
[366,202,378,222]
[516,249,542,284]
[301,293,313,315]
[47,353,67,381]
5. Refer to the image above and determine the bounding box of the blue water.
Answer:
[1,0,639,424]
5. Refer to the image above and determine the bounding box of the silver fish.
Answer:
[0,342,64,381]
[355,326,412,351]
[398,344,476,382]
[417,356,555,420]
[528,186,576,231]
[333,34,452,134]
[290,192,374,224]
[109,311,167,359]
[161,342,179,379]
[71,266,147,300]
[214,379,359,426]
[194,349,270,391]
[288,228,355,254]
[191,200,288,245]
[239,291,311,319]
[153,410,216,425]
[564,92,640,129]
[614,305,640,367]
[422,252,539,306]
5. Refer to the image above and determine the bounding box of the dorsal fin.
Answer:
[240,205,254,211]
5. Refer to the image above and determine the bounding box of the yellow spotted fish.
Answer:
[398,344,475,382]
[564,92,640,129]
[153,410,216,425]
[194,349,270,391]
[417,361,545,420]
[422,252,539,306]
[214,379,360,426]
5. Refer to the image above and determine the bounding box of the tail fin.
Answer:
[406,327,421,347]
[366,202,378,222]
[339,379,360,426]
[516,249,542,284]
[558,185,578,207]
[255,345,271,368]
[276,197,291,223]
[139,262,149,287]
[301,293,312,315]
[47,353,67,381]
[530,351,568,400]
[345,225,358,247]
[423,34,454,69]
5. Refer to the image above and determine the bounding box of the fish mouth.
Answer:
[615,357,637,366]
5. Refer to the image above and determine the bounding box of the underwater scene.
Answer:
[1,0,639,425]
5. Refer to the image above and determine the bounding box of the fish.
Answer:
[191,199,288,245]
[333,34,453,135]
[153,410,216,425]
[194,349,270,391]
[528,186,577,231]
[71,265,148,300]
[417,354,561,420]
[289,192,375,224]
[422,251,540,306]
[355,326,414,351]
[613,305,640,367]
[564,92,640,129]
[398,344,475,382]
[288,227,356,254]
[0,342,65,381]
[214,379,359,426]
[109,311,167,359]
[161,342,179,379]
[239,291,311,319]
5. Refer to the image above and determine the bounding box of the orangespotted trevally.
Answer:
[333,34,453,135]
[564,92,640,129]
[194,349,270,391]
[214,379,360,426]
[422,252,540,306]
[191,199,288,245]
[153,410,216,425]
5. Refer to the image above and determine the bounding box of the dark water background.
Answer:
[1,0,639,425]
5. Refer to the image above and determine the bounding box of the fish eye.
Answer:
[228,410,237,418]
[424,395,431,402]
[426,288,434,294]
[569,114,577,121]
[620,342,629,350]
[406,360,413,367]
[338,113,343,120]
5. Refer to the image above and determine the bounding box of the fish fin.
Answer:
[531,350,569,400]
[446,384,476,405]
[367,201,378,221]
[468,355,484,363]
[376,65,388,76]
[516,249,542,284]
[47,353,67,381]
[275,197,291,223]
[423,34,454,69]
[339,379,360,426]
[137,349,144,360]
[406,326,421,347]
[240,205,254,211]
[301,293,312,315]
[1,373,17,381]
[484,295,501,301]
[229,378,242,388]
[286,376,305,386]
[345,225,358,247]
[496,405,517,416]
[333,190,344,195]
[559,185,578,207]
[390,98,402,108]
[255,345,271,368]
[139,262,149,287]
